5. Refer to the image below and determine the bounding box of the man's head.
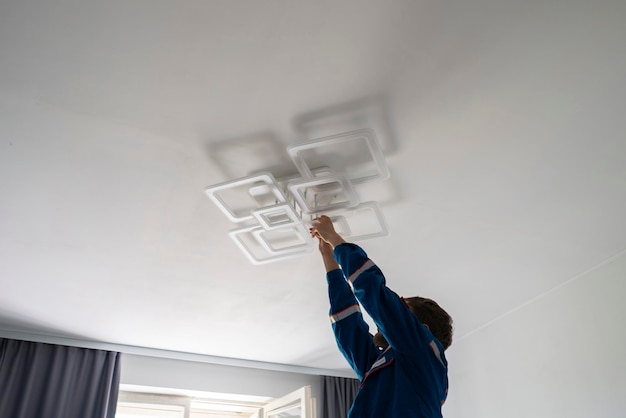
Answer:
[373,297,454,351]
[405,297,453,350]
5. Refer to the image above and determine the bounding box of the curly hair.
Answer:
[404,296,453,350]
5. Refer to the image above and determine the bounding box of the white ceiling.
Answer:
[1,0,625,373]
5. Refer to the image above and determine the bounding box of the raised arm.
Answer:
[315,235,380,380]
[311,216,433,356]
[333,243,434,355]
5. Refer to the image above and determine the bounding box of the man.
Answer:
[310,216,453,418]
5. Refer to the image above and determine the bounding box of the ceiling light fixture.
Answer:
[205,129,390,264]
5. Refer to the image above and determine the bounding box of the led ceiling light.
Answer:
[205,129,390,265]
[287,173,358,214]
[205,172,288,223]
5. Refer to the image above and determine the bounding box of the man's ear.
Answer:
[423,323,430,330]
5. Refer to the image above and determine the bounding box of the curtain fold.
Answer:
[320,375,359,418]
[0,338,121,418]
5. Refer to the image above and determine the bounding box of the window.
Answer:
[263,386,315,418]
[116,392,188,418]
[116,386,314,418]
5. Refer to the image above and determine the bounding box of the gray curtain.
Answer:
[320,375,359,418]
[0,338,121,418]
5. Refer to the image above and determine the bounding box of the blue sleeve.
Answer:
[327,268,381,381]
[333,243,433,355]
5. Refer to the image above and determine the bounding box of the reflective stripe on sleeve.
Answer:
[330,304,361,324]
[430,340,445,367]
[347,259,376,284]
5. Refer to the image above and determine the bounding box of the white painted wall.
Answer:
[443,251,626,417]
[120,353,322,399]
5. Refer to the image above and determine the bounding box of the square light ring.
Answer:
[287,174,359,215]
[252,203,301,230]
[287,129,390,184]
[252,223,313,256]
[205,172,287,223]
[229,225,311,265]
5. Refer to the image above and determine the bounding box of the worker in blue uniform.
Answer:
[309,215,453,418]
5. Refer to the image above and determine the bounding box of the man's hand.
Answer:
[309,215,346,249]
